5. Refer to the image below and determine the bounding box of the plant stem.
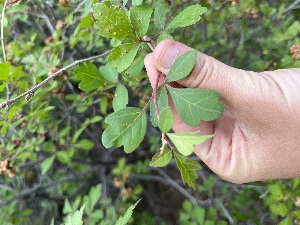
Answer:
[0,51,110,109]
[153,72,162,117]
[1,0,8,62]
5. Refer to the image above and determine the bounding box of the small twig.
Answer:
[283,0,300,13]
[214,198,234,224]
[0,51,110,109]
[1,0,8,62]
[151,168,212,207]
[153,72,162,117]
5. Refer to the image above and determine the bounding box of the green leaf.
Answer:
[174,151,201,189]
[150,149,172,167]
[89,184,102,212]
[75,139,95,150]
[41,155,56,174]
[150,86,169,127]
[130,5,153,38]
[102,107,147,153]
[108,43,140,72]
[57,151,70,164]
[115,199,141,225]
[65,203,86,225]
[166,50,197,82]
[166,5,207,33]
[74,62,105,91]
[158,107,174,133]
[128,52,146,79]
[93,3,136,40]
[167,132,213,156]
[63,198,74,214]
[270,203,288,217]
[278,216,293,225]
[113,84,128,111]
[100,64,119,83]
[154,4,168,30]
[132,0,143,6]
[167,86,224,126]
[0,62,10,81]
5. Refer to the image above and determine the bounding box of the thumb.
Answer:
[151,40,261,111]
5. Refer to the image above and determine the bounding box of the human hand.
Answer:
[144,40,300,184]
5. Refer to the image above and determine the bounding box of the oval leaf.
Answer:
[150,149,172,167]
[100,65,119,83]
[166,50,197,82]
[158,107,174,133]
[108,43,140,72]
[166,5,207,33]
[130,5,153,38]
[113,84,128,111]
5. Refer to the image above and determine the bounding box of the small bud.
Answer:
[25,93,34,101]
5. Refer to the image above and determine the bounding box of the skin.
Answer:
[144,40,300,184]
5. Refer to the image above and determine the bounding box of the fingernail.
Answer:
[158,43,180,70]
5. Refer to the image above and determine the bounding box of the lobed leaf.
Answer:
[166,5,207,33]
[158,107,174,133]
[113,84,128,111]
[130,5,153,38]
[93,3,136,40]
[73,62,105,91]
[108,43,140,72]
[166,50,197,82]
[167,132,213,156]
[115,199,141,225]
[102,107,147,153]
[150,149,172,167]
[167,86,224,126]
[174,151,201,189]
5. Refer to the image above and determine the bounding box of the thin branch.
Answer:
[0,51,110,109]
[0,165,101,206]
[284,0,300,13]
[214,198,234,224]
[1,0,8,62]
[151,168,212,207]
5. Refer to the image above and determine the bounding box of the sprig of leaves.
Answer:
[76,2,224,189]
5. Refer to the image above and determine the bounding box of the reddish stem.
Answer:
[153,72,162,117]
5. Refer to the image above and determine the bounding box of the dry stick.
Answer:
[0,51,110,109]
[1,0,8,62]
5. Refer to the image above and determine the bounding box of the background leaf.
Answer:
[108,43,140,72]
[166,5,207,32]
[130,5,153,38]
[41,155,56,174]
[93,3,136,40]
[167,86,224,126]
[174,152,201,189]
[0,62,10,81]
[102,107,147,153]
[73,62,105,91]
[150,149,172,167]
[166,50,197,82]
[167,132,213,156]
[113,84,128,111]
[115,199,141,225]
